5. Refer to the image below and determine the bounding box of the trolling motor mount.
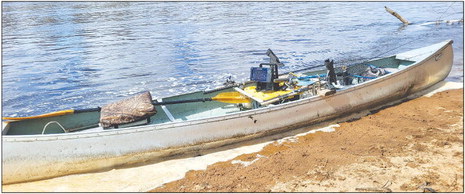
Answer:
[250,49,284,91]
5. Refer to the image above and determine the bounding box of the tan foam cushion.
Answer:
[100,91,156,128]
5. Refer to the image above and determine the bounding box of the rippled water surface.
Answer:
[2,2,463,117]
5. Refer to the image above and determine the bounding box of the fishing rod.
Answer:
[279,57,370,76]
[279,39,418,76]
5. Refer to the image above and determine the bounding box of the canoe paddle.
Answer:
[2,92,250,121]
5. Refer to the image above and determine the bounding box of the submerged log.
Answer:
[385,6,410,25]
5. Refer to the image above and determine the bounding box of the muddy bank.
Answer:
[151,88,463,192]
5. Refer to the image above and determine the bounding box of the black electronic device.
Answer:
[250,49,284,91]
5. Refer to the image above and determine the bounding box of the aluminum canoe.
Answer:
[2,40,453,184]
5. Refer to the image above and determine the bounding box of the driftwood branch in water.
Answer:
[385,6,410,25]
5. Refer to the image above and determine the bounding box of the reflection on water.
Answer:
[2,2,463,117]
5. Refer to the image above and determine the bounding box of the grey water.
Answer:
[2,2,463,117]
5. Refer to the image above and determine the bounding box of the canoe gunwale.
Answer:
[2,40,454,142]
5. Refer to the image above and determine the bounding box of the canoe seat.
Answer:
[100,91,157,129]
[156,99,176,122]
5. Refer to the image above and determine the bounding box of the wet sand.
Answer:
[3,83,463,192]
[152,88,463,192]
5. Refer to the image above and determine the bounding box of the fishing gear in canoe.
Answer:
[2,91,250,121]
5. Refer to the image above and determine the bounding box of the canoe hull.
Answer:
[2,40,454,184]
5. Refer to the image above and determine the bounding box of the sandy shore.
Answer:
[3,83,463,192]
[151,88,463,192]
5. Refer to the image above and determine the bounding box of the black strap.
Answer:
[74,107,101,113]
[151,98,213,106]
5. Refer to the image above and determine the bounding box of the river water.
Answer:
[2,2,463,117]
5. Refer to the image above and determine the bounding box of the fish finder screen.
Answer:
[250,67,272,82]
